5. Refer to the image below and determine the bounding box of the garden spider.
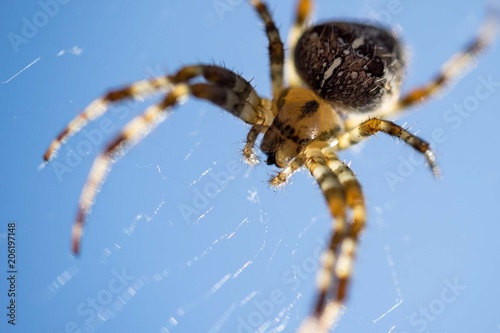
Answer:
[43,0,498,332]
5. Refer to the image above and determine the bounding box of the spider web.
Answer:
[62,101,411,333]
[21,1,500,333]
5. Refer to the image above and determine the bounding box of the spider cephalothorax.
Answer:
[43,1,497,332]
[262,87,344,166]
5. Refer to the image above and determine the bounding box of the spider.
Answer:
[43,1,498,332]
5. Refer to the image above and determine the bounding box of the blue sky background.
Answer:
[1,1,500,332]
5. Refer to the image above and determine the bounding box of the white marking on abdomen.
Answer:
[320,57,342,87]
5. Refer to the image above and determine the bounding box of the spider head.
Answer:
[261,87,342,168]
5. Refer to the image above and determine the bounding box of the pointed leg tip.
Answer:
[71,245,80,256]
[43,150,52,163]
[71,233,81,255]
[244,154,259,166]
[71,211,86,256]
[433,167,442,180]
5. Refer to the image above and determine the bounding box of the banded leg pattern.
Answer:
[385,8,499,117]
[43,65,265,162]
[250,0,285,99]
[297,146,365,333]
[336,118,440,178]
[286,0,313,87]
[269,153,306,187]
[69,68,269,253]
[304,145,347,323]
[320,147,365,328]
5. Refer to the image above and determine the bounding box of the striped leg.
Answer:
[250,0,285,99]
[303,144,348,328]
[43,65,264,162]
[286,0,313,87]
[317,221,359,330]
[243,124,267,165]
[319,147,365,328]
[322,148,365,234]
[43,75,172,162]
[244,97,274,164]
[269,153,306,187]
[336,118,441,178]
[298,147,365,333]
[71,82,269,254]
[371,8,499,122]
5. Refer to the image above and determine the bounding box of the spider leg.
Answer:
[71,81,270,254]
[303,144,348,324]
[43,65,265,162]
[319,147,365,328]
[269,152,306,187]
[250,0,285,99]
[298,146,365,333]
[335,118,440,178]
[243,124,267,165]
[360,8,499,124]
[43,75,172,162]
[242,97,274,164]
[286,0,313,87]
[324,151,365,234]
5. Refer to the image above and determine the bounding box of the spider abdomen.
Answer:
[294,22,405,113]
